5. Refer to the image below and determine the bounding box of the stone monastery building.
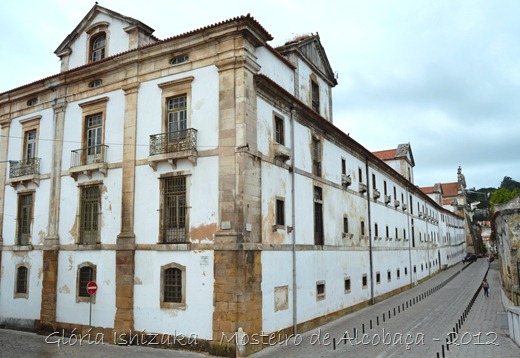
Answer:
[0,5,466,355]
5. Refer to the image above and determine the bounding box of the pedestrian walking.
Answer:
[482,278,489,297]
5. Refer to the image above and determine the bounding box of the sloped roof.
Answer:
[276,34,337,86]
[441,182,459,197]
[55,4,156,56]
[372,149,396,161]
[420,186,434,195]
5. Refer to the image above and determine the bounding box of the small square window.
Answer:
[344,277,351,293]
[316,281,326,300]
[362,274,368,288]
[413,265,417,273]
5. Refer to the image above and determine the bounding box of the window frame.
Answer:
[16,191,34,246]
[275,198,285,227]
[159,173,190,244]
[310,77,320,113]
[158,77,194,134]
[274,114,285,145]
[76,262,96,303]
[89,32,107,63]
[316,281,326,301]
[160,263,186,309]
[14,264,29,299]
[78,97,108,166]
[78,183,102,245]
[313,186,324,245]
[311,135,322,177]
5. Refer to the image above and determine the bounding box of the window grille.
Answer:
[162,176,187,243]
[78,266,94,297]
[164,267,182,303]
[16,266,28,294]
[79,186,100,244]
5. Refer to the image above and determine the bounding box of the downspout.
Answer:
[365,158,374,305]
[290,106,297,334]
[406,188,413,288]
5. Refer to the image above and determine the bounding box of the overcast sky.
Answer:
[1,0,518,190]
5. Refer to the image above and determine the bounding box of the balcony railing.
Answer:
[70,145,109,168]
[9,158,40,178]
[149,128,197,156]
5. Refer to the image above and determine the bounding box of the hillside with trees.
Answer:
[467,176,520,221]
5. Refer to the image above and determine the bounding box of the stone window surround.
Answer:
[160,262,186,309]
[76,262,97,303]
[14,263,29,299]
[76,180,103,246]
[78,97,108,152]
[86,22,110,64]
[158,171,191,245]
[158,77,194,134]
[15,189,35,247]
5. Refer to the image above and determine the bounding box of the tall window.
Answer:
[311,80,320,112]
[343,216,349,233]
[341,158,346,175]
[90,33,106,62]
[162,176,187,243]
[276,199,285,226]
[167,95,187,133]
[275,115,285,145]
[24,130,37,161]
[311,137,321,176]
[79,185,100,244]
[78,265,94,298]
[314,186,324,245]
[85,114,103,164]
[17,193,33,245]
[16,266,28,295]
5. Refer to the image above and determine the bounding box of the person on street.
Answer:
[482,278,489,297]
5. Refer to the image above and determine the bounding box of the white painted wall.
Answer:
[0,251,43,325]
[256,47,295,95]
[67,13,132,70]
[55,250,116,328]
[133,250,214,339]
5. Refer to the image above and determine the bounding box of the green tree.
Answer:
[489,187,520,212]
[500,176,520,190]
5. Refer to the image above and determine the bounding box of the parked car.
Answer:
[462,254,477,263]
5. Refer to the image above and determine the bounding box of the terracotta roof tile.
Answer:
[372,149,396,161]
[420,186,434,194]
[441,182,459,197]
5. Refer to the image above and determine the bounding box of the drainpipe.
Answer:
[365,158,374,305]
[406,188,413,288]
[290,106,297,334]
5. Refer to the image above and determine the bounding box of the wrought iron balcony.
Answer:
[148,128,198,170]
[70,145,108,168]
[9,158,40,178]
[7,158,41,188]
[69,145,109,180]
[149,128,197,156]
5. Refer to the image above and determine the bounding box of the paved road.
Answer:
[252,259,520,358]
[0,328,213,358]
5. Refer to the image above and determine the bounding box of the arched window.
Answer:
[90,33,106,62]
[16,266,28,294]
[77,263,96,302]
[160,263,186,308]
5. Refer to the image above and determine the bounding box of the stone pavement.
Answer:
[252,259,520,358]
[448,260,519,358]
[0,328,213,358]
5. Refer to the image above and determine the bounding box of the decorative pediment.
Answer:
[276,34,337,87]
[54,4,156,70]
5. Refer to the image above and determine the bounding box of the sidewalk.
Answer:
[448,260,519,357]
